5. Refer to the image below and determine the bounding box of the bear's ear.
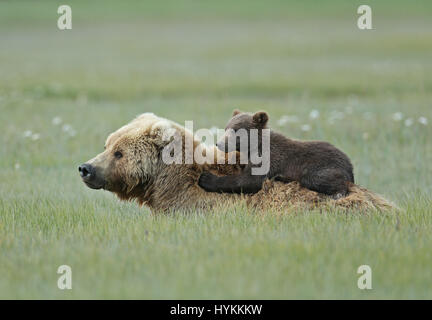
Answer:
[232,109,242,116]
[253,111,269,125]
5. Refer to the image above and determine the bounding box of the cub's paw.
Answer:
[198,172,219,192]
[331,192,347,200]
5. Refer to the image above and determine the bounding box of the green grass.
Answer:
[1,0,432,299]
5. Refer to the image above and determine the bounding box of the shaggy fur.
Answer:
[199,110,355,197]
[81,113,396,213]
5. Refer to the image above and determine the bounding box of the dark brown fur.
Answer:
[199,110,355,197]
[79,113,395,213]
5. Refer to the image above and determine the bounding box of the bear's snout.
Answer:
[79,163,94,179]
[79,163,104,189]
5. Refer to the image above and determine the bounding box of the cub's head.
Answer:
[216,109,269,152]
[78,113,185,201]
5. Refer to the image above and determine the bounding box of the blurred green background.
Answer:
[0,0,431,299]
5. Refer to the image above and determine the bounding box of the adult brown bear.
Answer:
[79,113,395,213]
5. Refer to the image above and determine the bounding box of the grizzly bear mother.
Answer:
[79,113,395,213]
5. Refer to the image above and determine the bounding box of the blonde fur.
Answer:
[91,113,396,213]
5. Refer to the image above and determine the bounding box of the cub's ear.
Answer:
[253,111,269,125]
[232,109,242,116]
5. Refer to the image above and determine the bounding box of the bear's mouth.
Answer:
[83,180,104,190]
[79,163,106,190]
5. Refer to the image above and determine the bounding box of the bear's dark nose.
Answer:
[79,163,94,180]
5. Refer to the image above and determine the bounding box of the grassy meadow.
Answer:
[0,0,432,299]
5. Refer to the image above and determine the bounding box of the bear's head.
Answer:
[216,109,269,153]
[78,112,192,201]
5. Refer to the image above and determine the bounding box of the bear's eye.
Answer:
[114,151,123,159]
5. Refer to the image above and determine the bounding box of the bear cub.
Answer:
[198,110,354,197]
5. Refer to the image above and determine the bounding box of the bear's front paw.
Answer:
[198,172,219,192]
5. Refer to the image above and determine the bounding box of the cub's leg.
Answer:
[274,173,295,183]
[198,169,266,194]
[300,168,350,197]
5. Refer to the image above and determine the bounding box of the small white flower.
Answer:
[392,112,403,121]
[52,116,62,126]
[277,115,299,126]
[327,110,344,124]
[404,118,413,127]
[277,118,287,126]
[31,133,40,141]
[331,111,345,119]
[418,117,428,126]
[15,163,20,170]
[309,110,320,119]
[362,132,369,140]
[62,124,72,132]
[68,129,77,137]
[23,130,32,138]
[301,124,311,132]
